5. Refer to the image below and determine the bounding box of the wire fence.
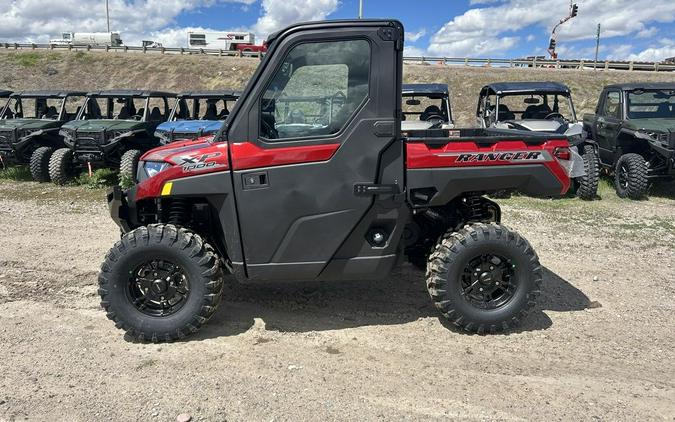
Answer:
[2,42,675,72]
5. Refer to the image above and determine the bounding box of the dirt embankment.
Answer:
[1,49,674,126]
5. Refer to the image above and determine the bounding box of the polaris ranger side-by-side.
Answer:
[100,20,575,342]
[401,83,454,130]
[51,90,176,184]
[0,91,86,181]
[583,83,675,199]
[477,82,598,199]
[155,90,241,145]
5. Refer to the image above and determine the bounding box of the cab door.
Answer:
[596,90,622,164]
[225,22,405,281]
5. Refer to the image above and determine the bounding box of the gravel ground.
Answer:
[0,180,674,421]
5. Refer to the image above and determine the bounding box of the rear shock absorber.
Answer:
[167,198,190,226]
[463,194,489,222]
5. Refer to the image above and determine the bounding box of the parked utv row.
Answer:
[0,89,242,183]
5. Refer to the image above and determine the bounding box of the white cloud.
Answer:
[626,39,675,61]
[403,45,427,57]
[427,0,675,57]
[636,27,658,39]
[253,0,338,36]
[405,29,427,43]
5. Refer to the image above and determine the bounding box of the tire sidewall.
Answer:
[106,242,209,334]
[442,234,537,326]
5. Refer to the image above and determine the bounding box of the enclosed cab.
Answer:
[401,83,454,131]
[155,90,241,144]
[0,90,86,181]
[100,19,575,342]
[583,83,675,199]
[52,90,175,184]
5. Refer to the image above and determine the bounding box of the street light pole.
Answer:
[106,0,110,32]
[359,0,363,19]
[594,23,601,70]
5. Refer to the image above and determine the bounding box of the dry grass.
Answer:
[1,49,674,127]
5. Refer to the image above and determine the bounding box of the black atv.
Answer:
[0,90,86,181]
[51,90,176,184]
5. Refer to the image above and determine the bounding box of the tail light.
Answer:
[553,146,571,161]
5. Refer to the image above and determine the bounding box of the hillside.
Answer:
[1,49,674,126]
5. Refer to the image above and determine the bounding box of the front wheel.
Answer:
[98,224,224,342]
[29,146,54,182]
[615,153,648,200]
[426,223,542,334]
[48,148,75,185]
[120,149,142,185]
[574,145,599,200]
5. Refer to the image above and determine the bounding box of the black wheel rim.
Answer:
[127,259,190,317]
[618,164,629,189]
[460,254,517,309]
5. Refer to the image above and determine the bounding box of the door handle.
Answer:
[242,171,268,190]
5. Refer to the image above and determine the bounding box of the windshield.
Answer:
[78,97,148,121]
[1,97,64,120]
[627,90,675,119]
[402,95,450,123]
[170,97,238,121]
[491,93,575,122]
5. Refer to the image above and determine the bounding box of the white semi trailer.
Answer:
[50,32,123,47]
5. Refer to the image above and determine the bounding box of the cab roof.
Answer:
[10,90,87,98]
[604,82,675,91]
[0,90,12,97]
[86,89,176,98]
[482,82,571,95]
[177,90,242,99]
[402,84,449,97]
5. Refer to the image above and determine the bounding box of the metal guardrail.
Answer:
[2,42,675,72]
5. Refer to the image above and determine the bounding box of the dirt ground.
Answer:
[0,180,674,422]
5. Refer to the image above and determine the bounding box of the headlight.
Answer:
[106,130,127,141]
[19,129,42,138]
[144,161,170,178]
[156,131,171,145]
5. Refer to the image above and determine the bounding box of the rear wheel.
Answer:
[575,144,599,200]
[29,146,54,182]
[426,223,542,334]
[120,149,142,185]
[48,148,75,185]
[614,153,648,200]
[98,224,224,342]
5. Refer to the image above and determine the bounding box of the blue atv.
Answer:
[155,90,241,144]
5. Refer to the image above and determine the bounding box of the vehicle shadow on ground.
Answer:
[189,266,591,341]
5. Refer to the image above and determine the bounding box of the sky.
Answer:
[0,0,674,61]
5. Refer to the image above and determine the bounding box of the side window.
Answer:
[260,39,370,141]
[603,91,621,119]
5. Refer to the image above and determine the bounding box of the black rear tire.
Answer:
[48,148,75,185]
[29,146,54,182]
[575,144,600,200]
[614,153,648,200]
[120,149,142,184]
[98,224,224,342]
[426,223,542,334]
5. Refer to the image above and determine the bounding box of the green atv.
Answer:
[0,90,86,181]
[51,90,176,184]
[584,83,675,199]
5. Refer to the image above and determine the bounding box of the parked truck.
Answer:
[50,32,123,47]
[187,31,267,53]
[100,19,576,342]
[583,83,675,199]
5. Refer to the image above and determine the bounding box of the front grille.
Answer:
[75,132,105,152]
[0,130,14,152]
[171,132,199,141]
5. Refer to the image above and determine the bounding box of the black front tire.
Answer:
[426,223,542,334]
[49,148,75,185]
[29,146,54,182]
[120,149,142,184]
[614,153,648,200]
[98,224,224,342]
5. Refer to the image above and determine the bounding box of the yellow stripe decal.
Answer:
[161,182,173,196]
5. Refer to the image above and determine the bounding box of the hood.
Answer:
[141,135,215,161]
[155,120,224,134]
[624,118,675,133]
[0,119,63,131]
[62,119,145,132]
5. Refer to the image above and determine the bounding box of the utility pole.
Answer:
[594,24,601,70]
[358,0,363,19]
[105,0,111,32]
